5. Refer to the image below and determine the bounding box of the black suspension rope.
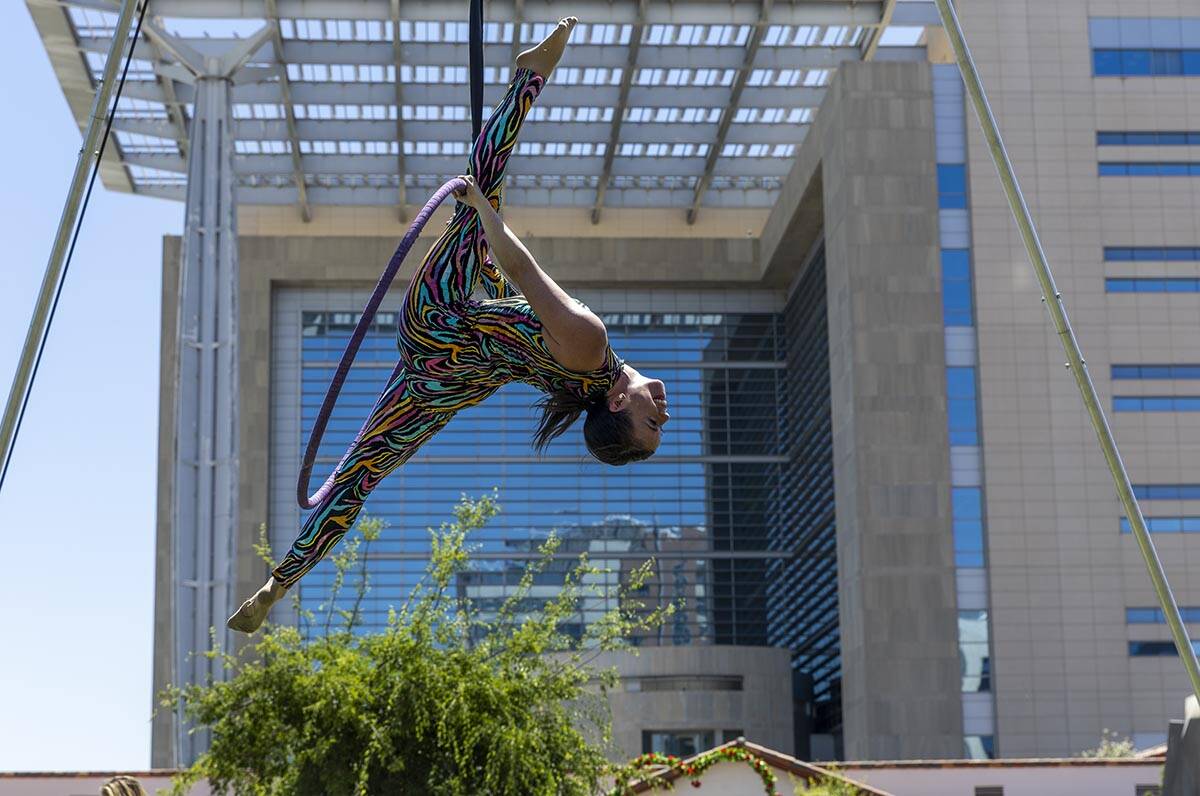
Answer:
[469,0,485,141]
[0,0,151,495]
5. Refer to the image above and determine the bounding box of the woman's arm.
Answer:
[455,175,608,372]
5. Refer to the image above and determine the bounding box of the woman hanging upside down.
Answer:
[228,18,670,633]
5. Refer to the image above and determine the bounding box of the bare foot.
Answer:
[516,17,577,78]
[226,576,287,634]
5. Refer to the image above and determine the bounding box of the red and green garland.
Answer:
[612,745,780,795]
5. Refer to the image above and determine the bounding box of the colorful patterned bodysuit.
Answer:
[273,68,623,588]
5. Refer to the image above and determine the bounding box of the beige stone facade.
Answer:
[960,0,1200,757]
[150,0,1200,765]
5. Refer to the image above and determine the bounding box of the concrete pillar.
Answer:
[148,25,273,766]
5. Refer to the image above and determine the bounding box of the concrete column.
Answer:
[170,69,240,765]
[812,62,964,759]
[150,26,273,767]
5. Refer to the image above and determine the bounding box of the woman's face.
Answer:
[612,370,669,451]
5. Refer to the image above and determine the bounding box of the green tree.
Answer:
[163,494,672,796]
[1079,728,1137,758]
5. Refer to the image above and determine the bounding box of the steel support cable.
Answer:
[469,0,485,141]
[933,0,1200,699]
[0,0,150,497]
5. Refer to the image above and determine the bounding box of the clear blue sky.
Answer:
[0,6,183,770]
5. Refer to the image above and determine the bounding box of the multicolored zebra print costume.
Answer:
[273,68,624,588]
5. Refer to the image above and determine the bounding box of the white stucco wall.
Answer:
[841,761,1164,796]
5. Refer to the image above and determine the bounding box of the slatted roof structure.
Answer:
[28,0,938,223]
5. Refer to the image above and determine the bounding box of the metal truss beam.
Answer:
[125,79,828,110]
[126,151,793,179]
[60,0,886,26]
[139,183,781,209]
[687,0,772,224]
[114,116,810,148]
[264,0,310,221]
[390,0,408,217]
[79,34,861,72]
[860,0,895,60]
[142,35,191,161]
[591,0,644,225]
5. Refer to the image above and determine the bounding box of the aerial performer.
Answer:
[228,18,670,633]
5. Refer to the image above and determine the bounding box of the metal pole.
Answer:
[933,0,1200,700]
[0,0,144,489]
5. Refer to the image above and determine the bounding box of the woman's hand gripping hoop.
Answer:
[296,178,467,510]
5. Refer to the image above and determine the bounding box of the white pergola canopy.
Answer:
[30,0,936,221]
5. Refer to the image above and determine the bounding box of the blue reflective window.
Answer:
[946,367,976,398]
[953,487,983,520]
[948,404,978,446]
[1130,640,1200,657]
[947,365,979,445]
[1104,247,1200,261]
[1093,49,1123,75]
[941,249,974,327]
[1108,364,1200,381]
[1115,396,1200,411]
[1108,278,1200,292]
[937,164,968,209]
[1153,49,1184,73]
[1122,49,1154,74]
[1100,162,1200,176]
[1133,484,1200,500]
[1120,515,1200,533]
[1127,606,1200,623]
[942,249,971,280]
[953,487,985,567]
[1093,47,1200,76]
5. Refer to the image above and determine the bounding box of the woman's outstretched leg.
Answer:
[227,375,452,633]
[401,18,575,322]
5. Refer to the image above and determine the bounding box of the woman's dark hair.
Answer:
[533,389,654,466]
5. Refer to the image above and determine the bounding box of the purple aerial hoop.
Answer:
[296,177,465,509]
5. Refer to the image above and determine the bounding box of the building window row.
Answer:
[1093,49,1200,76]
[1114,396,1200,412]
[942,249,973,327]
[1099,162,1200,176]
[1120,516,1200,533]
[1113,364,1200,379]
[953,487,984,568]
[1130,640,1200,657]
[937,164,968,209]
[1098,131,1200,146]
[935,62,993,757]
[1127,607,1200,624]
[1132,485,1200,500]
[959,610,990,693]
[1090,18,1200,74]
[1105,247,1200,261]
[1107,278,1200,293]
[947,367,979,445]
